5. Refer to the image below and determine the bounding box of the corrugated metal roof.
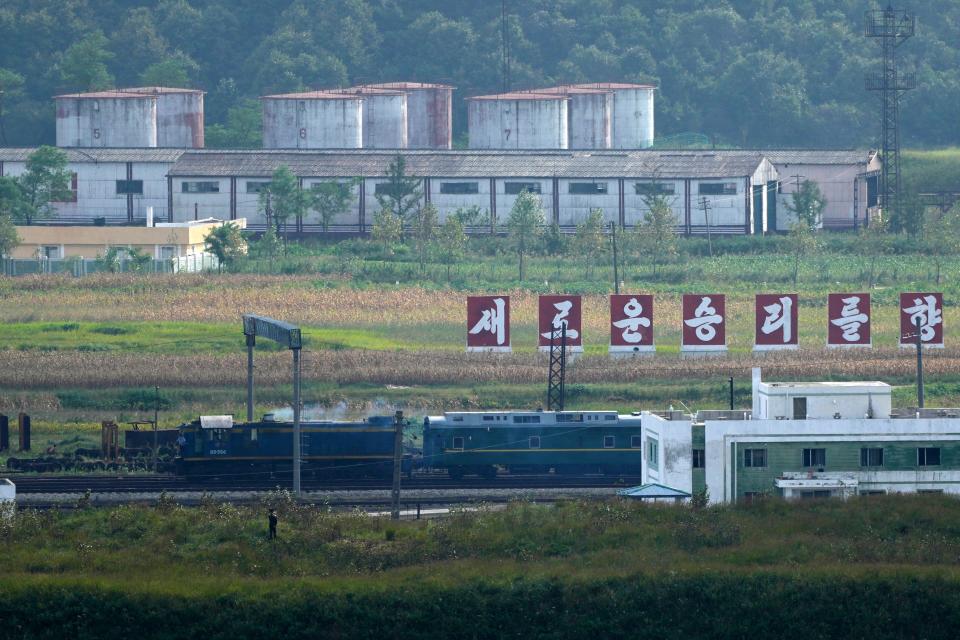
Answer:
[755,149,876,165]
[0,148,187,163]
[120,86,205,95]
[617,483,692,499]
[261,91,363,100]
[358,82,455,90]
[467,92,570,101]
[167,149,770,178]
[573,82,657,90]
[54,91,155,100]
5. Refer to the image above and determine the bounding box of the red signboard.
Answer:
[538,295,583,351]
[899,292,944,347]
[754,294,799,349]
[827,293,871,347]
[466,295,511,352]
[681,294,726,351]
[610,294,654,352]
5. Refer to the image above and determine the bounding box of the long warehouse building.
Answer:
[0,148,878,234]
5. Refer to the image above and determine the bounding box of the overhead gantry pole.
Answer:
[243,314,304,495]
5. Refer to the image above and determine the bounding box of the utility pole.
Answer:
[699,197,713,257]
[865,6,915,219]
[609,221,620,294]
[391,410,404,520]
[915,316,925,409]
[546,323,567,411]
[153,385,160,472]
[246,333,255,422]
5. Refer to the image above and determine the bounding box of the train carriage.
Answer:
[176,414,410,478]
[423,410,645,479]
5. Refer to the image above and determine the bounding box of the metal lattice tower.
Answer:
[865,6,915,217]
[546,323,567,411]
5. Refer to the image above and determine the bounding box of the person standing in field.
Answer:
[268,509,278,540]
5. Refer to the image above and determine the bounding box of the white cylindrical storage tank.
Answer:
[530,86,612,149]
[467,93,568,149]
[261,92,364,149]
[575,83,655,149]
[122,87,205,148]
[358,82,454,149]
[55,92,157,148]
[343,88,407,149]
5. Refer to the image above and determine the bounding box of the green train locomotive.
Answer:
[423,410,646,479]
[176,414,411,478]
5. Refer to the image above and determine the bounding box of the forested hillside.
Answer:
[0,0,957,148]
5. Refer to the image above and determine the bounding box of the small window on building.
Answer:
[744,448,767,468]
[246,181,271,194]
[918,447,941,466]
[182,181,220,194]
[801,490,832,499]
[634,182,675,196]
[603,435,615,449]
[54,173,78,203]
[630,435,642,449]
[802,448,826,468]
[116,180,143,195]
[648,439,659,465]
[529,436,541,449]
[792,397,807,419]
[569,182,608,195]
[693,448,705,469]
[452,436,464,450]
[158,246,177,261]
[860,447,884,467]
[698,182,737,196]
[439,182,479,195]
[859,490,886,496]
[41,246,61,260]
[513,415,541,424]
[505,182,542,195]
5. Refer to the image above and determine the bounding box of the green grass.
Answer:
[903,147,960,193]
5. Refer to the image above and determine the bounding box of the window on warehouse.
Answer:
[569,182,608,195]
[182,181,220,194]
[439,182,479,194]
[698,182,737,195]
[505,182,542,195]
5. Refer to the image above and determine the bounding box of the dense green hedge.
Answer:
[2,573,959,640]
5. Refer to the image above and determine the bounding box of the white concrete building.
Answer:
[640,412,693,495]
[751,368,892,420]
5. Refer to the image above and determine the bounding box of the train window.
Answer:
[513,416,541,424]
[630,435,642,448]
[452,416,463,422]
[452,437,464,450]
[250,428,257,442]
[604,415,616,421]
[603,435,615,449]
[482,415,494,422]
[556,413,583,423]
[529,436,541,449]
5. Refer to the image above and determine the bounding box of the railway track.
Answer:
[9,473,644,494]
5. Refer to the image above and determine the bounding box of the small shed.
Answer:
[617,483,691,503]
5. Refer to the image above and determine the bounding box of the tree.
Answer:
[408,203,438,275]
[0,213,19,258]
[0,68,25,146]
[434,215,466,282]
[925,204,960,285]
[0,176,27,223]
[60,32,114,91]
[15,147,73,225]
[126,247,153,273]
[258,166,305,245]
[887,193,926,238]
[506,190,545,281]
[140,53,199,87]
[785,180,827,229]
[309,180,356,234]
[633,194,678,278]
[573,208,607,279]
[204,222,245,273]
[854,222,890,288]
[371,209,403,254]
[95,247,123,273]
[374,155,422,223]
[205,99,262,148]
[787,221,819,286]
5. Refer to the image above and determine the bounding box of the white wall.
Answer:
[641,412,693,494]
[0,479,14,504]
[3,161,173,222]
[171,178,230,221]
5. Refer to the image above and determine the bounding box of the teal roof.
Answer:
[617,483,691,499]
